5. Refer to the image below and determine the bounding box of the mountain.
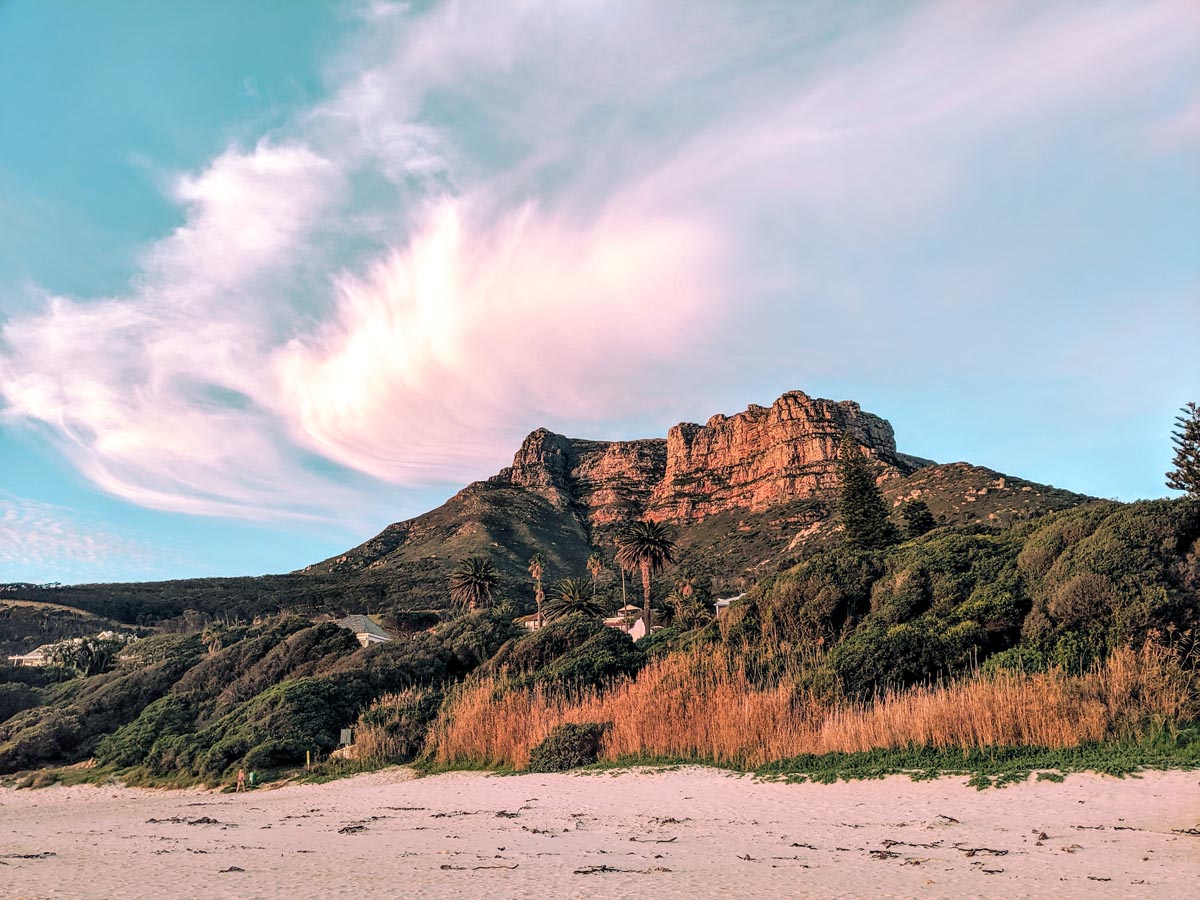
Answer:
[2,389,1094,631]
[304,390,1093,598]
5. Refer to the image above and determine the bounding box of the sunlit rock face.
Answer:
[491,390,927,527]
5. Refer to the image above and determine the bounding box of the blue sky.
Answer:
[1,0,1197,584]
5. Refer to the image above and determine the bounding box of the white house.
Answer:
[334,615,394,648]
[514,613,542,632]
[6,645,49,667]
[713,593,744,617]
[603,604,663,641]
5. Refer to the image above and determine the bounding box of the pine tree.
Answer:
[837,432,899,550]
[900,498,936,538]
[1166,402,1200,498]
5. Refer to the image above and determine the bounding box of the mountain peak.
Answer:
[306,388,1091,589]
[489,389,921,526]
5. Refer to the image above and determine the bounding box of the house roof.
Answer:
[335,615,392,641]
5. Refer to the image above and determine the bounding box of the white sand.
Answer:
[1,767,1197,899]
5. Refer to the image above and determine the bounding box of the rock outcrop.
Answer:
[304,388,1092,588]
[490,390,930,527]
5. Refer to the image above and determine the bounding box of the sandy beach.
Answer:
[1,767,1197,899]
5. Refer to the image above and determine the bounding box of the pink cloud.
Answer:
[0,0,1195,520]
[276,197,723,482]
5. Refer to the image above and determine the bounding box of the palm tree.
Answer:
[449,556,498,611]
[586,552,604,597]
[528,553,546,626]
[615,520,677,638]
[543,577,607,622]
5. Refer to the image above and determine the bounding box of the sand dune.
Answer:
[2,767,1197,899]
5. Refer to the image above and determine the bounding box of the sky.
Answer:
[0,0,1197,585]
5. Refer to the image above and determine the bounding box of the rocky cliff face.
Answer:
[305,388,1092,587]
[490,390,929,527]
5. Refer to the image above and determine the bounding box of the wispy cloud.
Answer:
[0,492,178,583]
[1,0,1196,519]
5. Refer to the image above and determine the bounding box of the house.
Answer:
[6,645,49,667]
[713,593,744,617]
[602,603,642,631]
[514,613,542,632]
[334,615,394,648]
[603,605,663,642]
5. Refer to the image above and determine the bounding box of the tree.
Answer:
[449,557,498,611]
[900,499,936,538]
[544,578,607,622]
[668,582,712,630]
[44,634,129,677]
[528,553,546,626]
[586,552,604,597]
[837,432,899,550]
[1167,402,1200,498]
[615,520,677,637]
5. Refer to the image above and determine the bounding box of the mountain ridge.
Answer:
[305,389,1092,597]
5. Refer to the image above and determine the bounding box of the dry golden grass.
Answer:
[426,645,1195,769]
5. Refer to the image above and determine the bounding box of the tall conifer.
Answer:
[1167,402,1200,498]
[837,432,898,550]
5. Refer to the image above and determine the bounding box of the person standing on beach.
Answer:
[236,768,246,792]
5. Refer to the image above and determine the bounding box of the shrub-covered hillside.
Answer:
[0,612,520,780]
[1,499,1196,783]
[726,499,1199,695]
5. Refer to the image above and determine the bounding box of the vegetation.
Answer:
[900,499,936,538]
[422,497,1198,773]
[615,520,678,635]
[543,578,606,622]
[837,432,899,549]
[44,633,135,677]
[586,552,604,596]
[1168,402,1200,498]
[427,643,1195,771]
[528,554,546,627]
[1,456,1195,786]
[448,557,499,611]
[527,722,608,772]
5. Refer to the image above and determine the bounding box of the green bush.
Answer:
[485,613,607,676]
[242,739,307,771]
[0,708,83,772]
[527,722,608,772]
[751,548,882,648]
[828,623,949,697]
[639,625,684,656]
[981,644,1046,674]
[191,673,374,777]
[96,694,197,768]
[522,627,644,692]
[0,683,38,724]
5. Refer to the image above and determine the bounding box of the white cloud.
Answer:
[1,0,1196,519]
[0,492,172,583]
